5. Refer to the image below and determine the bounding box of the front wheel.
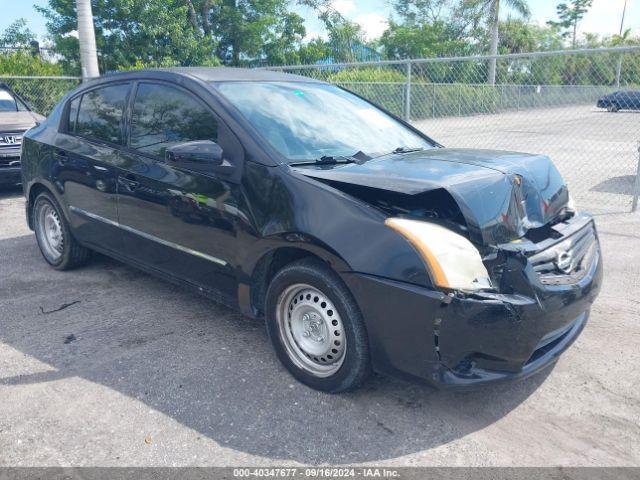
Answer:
[607,103,620,112]
[265,258,371,393]
[33,191,91,270]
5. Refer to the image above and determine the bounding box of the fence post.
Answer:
[615,54,623,88]
[404,61,412,122]
[632,141,640,212]
[432,83,435,118]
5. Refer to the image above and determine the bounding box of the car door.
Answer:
[115,81,246,301]
[52,82,131,253]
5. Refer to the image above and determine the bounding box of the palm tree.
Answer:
[470,0,530,85]
[76,0,100,79]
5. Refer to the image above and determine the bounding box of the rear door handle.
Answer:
[119,173,140,191]
[54,149,69,164]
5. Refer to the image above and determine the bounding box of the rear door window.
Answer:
[75,83,131,144]
[129,83,218,159]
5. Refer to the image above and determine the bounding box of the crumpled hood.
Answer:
[293,148,569,245]
[0,111,43,132]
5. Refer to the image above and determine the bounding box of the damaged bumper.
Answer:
[343,214,602,388]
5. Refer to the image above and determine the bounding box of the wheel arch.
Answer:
[26,181,59,230]
[241,241,352,319]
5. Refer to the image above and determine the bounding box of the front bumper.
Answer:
[0,166,21,186]
[0,149,22,186]
[343,214,602,388]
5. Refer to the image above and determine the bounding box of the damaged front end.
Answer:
[299,148,603,386]
[342,210,602,387]
[434,213,601,385]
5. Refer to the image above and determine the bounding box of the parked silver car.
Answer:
[0,83,45,186]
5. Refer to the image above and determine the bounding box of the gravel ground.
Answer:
[0,185,639,467]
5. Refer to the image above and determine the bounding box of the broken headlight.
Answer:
[385,218,492,291]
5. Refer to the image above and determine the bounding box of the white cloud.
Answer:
[354,12,389,41]
[331,0,356,16]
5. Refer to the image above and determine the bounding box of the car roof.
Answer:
[162,67,321,83]
[95,67,321,84]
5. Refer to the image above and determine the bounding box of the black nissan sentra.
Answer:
[20,68,602,392]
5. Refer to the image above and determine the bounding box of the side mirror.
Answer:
[165,140,225,173]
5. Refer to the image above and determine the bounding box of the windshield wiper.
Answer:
[289,152,370,167]
[369,146,426,161]
[392,146,425,154]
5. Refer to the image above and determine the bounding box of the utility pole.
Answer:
[76,0,99,80]
[615,0,629,88]
[619,0,628,35]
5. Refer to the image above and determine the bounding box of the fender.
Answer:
[236,233,352,318]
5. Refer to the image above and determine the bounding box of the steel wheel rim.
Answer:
[276,283,346,377]
[35,202,64,261]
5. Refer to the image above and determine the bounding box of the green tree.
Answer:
[0,51,64,75]
[547,0,593,48]
[37,0,217,73]
[380,20,471,59]
[313,7,369,63]
[497,19,563,53]
[0,18,37,48]
[380,0,483,61]
[190,0,307,66]
[297,38,333,65]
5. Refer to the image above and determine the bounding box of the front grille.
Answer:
[529,223,598,286]
[0,131,23,148]
[0,131,23,168]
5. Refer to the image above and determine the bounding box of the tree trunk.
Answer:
[232,39,240,66]
[76,0,100,79]
[572,21,577,48]
[488,0,500,86]
[202,0,212,36]
[185,0,199,31]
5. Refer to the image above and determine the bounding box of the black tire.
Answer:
[265,258,371,393]
[607,103,620,112]
[32,191,91,270]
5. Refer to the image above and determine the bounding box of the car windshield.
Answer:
[0,89,18,112]
[214,81,434,162]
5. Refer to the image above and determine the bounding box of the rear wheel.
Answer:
[33,191,90,270]
[265,258,371,393]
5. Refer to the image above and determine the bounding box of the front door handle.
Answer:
[119,174,140,191]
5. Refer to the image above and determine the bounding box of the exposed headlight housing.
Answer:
[385,218,492,291]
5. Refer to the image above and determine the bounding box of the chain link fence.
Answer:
[1,47,639,213]
[267,46,640,214]
[0,76,81,116]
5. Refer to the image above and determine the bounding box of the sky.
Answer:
[1,0,638,45]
